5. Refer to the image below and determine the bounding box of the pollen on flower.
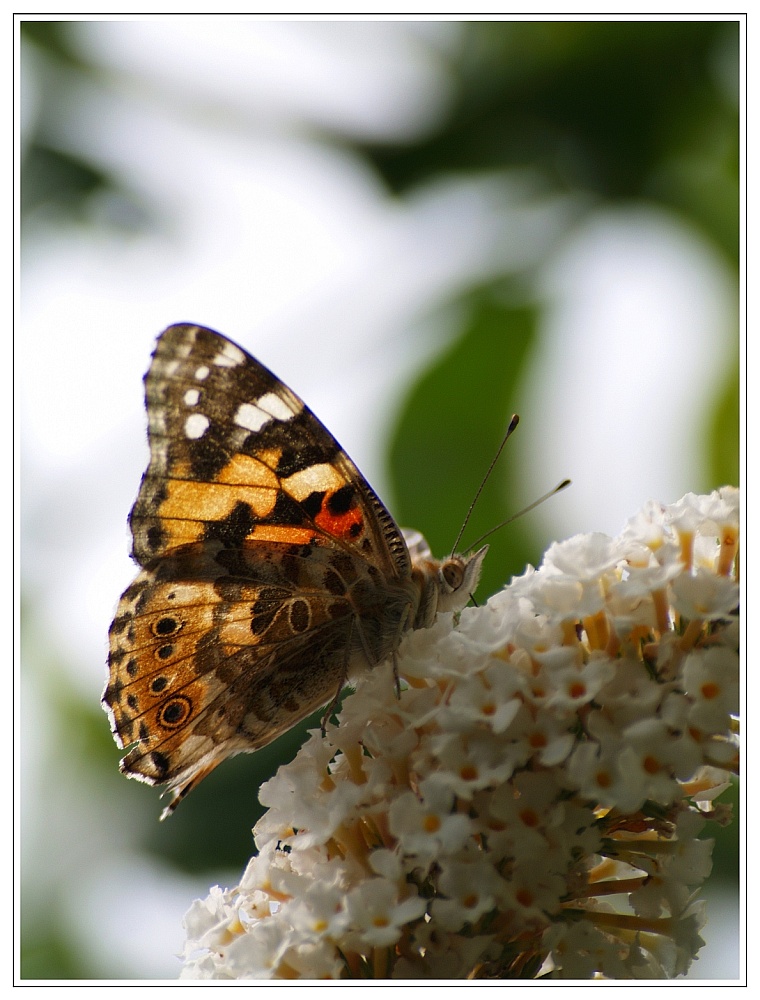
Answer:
[519,808,539,827]
[718,529,738,576]
[515,888,534,907]
[181,488,738,982]
[643,755,662,775]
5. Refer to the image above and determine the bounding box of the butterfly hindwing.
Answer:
[104,541,396,812]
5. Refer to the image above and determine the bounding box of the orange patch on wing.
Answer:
[257,447,284,473]
[315,505,363,540]
[157,515,205,548]
[160,479,277,521]
[215,454,280,489]
[248,525,317,544]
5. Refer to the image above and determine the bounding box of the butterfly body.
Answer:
[104,324,486,816]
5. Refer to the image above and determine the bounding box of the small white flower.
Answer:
[565,739,627,807]
[220,917,293,979]
[608,558,681,621]
[671,569,739,620]
[543,917,635,979]
[286,884,351,940]
[388,782,473,861]
[615,718,684,810]
[668,487,739,535]
[543,532,624,579]
[667,492,711,535]
[182,886,242,959]
[344,880,427,948]
[683,645,739,734]
[421,727,528,797]
[621,498,668,551]
[431,857,505,930]
[503,861,566,923]
[537,647,616,713]
[440,659,526,733]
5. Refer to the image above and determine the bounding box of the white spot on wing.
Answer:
[234,402,270,433]
[195,365,210,381]
[174,334,194,358]
[184,388,200,406]
[257,391,297,421]
[185,413,210,439]
[234,392,298,433]
[214,343,246,368]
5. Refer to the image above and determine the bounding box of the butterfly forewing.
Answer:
[129,324,409,581]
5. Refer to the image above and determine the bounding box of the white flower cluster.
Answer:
[180,489,739,980]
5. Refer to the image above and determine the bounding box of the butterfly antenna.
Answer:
[450,414,520,556]
[466,479,571,552]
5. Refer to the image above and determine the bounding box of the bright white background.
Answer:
[19,19,739,980]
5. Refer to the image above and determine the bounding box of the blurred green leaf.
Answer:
[21,143,112,219]
[651,113,739,266]
[706,359,740,489]
[20,20,89,69]
[21,25,152,235]
[20,926,95,980]
[388,287,543,600]
[353,21,739,265]
[708,777,739,886]
[21,141,153,235]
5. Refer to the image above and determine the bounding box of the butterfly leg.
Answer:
[320,675,347,736]
[392,652,401,699]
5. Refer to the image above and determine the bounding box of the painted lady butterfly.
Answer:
[103,324,487,817]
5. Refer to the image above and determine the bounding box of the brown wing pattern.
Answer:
[104,324,422,815]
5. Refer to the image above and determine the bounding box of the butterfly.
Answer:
[103,324,487,817]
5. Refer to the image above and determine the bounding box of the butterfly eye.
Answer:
[441,559,465,592]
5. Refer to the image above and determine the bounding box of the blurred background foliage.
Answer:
[19,19,740,979]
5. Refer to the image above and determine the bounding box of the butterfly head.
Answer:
[404,528,488,619]
[436,545,489,613]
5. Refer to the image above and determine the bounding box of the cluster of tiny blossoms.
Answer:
[180,489,739,980]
